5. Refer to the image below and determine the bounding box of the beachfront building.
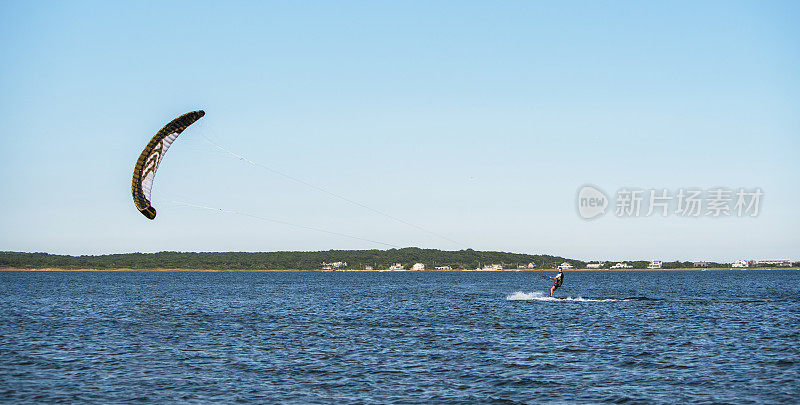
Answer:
[435,266,452,270]
[322,261,347,270]
[610,262,632,269]
[527,262,537,268]
[586,261,605,269]
[647,260,662,269]
[756,259,794,267]
[365,266,373,271]
[559,262,573,269]
[388,263,404,271]
[411,263,425,271]
[731,260,749,268]
[478,264,503,271]
[693,261,709,268]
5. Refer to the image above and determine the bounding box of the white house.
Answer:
[388,263,404,271]
[322,261,347,270]
[610,262,632,269]
[647,260,662,269]
[365,266,373,271]
[559,262,573,270]
[731,260,749,268]
[411,263,425,271]
[586,261,605,269]
[756,260,793,267]
[435,266,452,270]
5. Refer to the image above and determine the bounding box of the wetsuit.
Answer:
[553,272,563,289]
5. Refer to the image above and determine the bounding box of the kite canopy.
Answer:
[131,110,205,219]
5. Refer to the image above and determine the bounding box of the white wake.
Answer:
[506,291,624,302]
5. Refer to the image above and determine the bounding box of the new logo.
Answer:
[577,185,608,219]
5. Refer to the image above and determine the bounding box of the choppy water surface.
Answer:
[1,270,798,403]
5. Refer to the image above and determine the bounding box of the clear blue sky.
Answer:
[1,1,798,261]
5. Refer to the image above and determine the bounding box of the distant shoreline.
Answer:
[2,267,797,272]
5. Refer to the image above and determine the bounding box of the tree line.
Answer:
[0,248,578,270]
[0,249,762,270]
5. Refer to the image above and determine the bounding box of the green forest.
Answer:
[0,249,754,270]
[0,248,580,270]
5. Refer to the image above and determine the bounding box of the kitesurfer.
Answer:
[548,267,564,297]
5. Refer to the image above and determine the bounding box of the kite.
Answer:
[131,110,205,219]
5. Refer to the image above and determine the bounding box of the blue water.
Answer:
[1,270,798,403]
